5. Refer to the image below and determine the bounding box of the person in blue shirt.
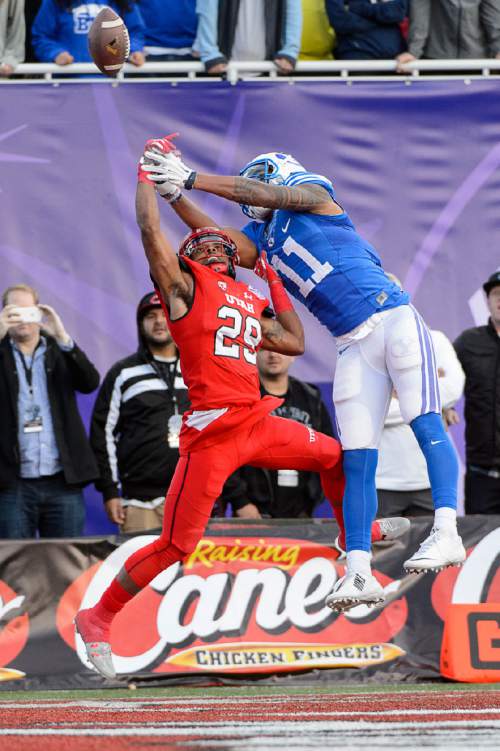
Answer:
[32,0,145,66]
[137,0,197,63]
[140,138,466,610]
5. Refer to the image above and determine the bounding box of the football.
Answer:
[87,8,130,77]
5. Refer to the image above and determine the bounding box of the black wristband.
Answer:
[184,171,197,190]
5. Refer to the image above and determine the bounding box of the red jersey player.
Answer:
[75,148,401,680]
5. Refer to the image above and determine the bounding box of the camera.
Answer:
[11,306,43,324]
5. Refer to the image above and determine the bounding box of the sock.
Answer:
[346,550,371,577]
[320,462,346,547]
[343,448,379,552]
[93,541,185,623]
[94,579,133,622]
[434,506,457,532]
[411,412,458,511]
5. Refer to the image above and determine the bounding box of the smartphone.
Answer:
[12,306,43,324]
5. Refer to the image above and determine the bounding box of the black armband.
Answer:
[185,171,197,190]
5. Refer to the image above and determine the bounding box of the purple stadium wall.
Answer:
[1,80,499,532]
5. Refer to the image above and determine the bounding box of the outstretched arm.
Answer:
[166,192,219,230]
[194,174,336,214]
[135,182,191,303]
[141,149,341,215]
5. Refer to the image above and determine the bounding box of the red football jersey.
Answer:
[160,258,283,452]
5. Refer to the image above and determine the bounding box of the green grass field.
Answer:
[1,681,500,702]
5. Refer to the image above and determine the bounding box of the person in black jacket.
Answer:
[326,0,408,60]
[90,292,190,534]
[220,348,334,519]
[0,283,99,538]
[454,271,500,514]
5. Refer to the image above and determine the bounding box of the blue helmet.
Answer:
[238,152,335,220]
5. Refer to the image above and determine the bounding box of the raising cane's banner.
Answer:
[0,517,499,689]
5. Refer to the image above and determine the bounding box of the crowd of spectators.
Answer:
[1,271,499,539]
[2,1,500,76]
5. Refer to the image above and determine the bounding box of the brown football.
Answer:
[88,7,130,77]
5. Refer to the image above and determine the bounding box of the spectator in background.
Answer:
[24,0,40,63]
[138,0,197,64]
[454,271,500,515]
[0,284,99,538]
[0,0,25,75]
[195,0,302,76]
[299,0,335,60]
[91,293,189,534]
[32,0,145,66]
[220,348,334,519]
[376,276,465,517]
[397,0,500,66]
[326,0,407,60]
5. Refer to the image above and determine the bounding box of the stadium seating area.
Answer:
[1,1,500,78]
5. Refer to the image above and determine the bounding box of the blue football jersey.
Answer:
[242,187,409,337]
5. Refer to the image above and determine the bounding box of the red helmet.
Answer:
[179,227,239,278]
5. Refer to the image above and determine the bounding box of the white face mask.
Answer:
[244,205,273,221]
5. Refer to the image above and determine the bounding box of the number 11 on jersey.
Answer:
[271,236,334,299]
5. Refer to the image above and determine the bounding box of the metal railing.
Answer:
[3,58,500,84]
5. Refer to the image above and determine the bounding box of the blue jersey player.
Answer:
[142,142,466,611]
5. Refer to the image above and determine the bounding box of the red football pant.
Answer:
[123,414,343,592]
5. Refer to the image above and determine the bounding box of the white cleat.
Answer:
[333,517,410,560]
[325,572,385,612]
[403,527,466,574]
[74,609,116,680]
[333,535,347,560]
[376,516,411,540]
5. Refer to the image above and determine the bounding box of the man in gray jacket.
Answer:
[0,0,25,76]
[397,0,500,64]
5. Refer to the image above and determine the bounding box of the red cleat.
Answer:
[74,609,116,680]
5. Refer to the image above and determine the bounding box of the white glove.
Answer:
[138,155,182,203]
[156,181,182,203]
[141,151,197,190]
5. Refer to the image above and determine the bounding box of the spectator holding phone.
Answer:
[0,284,99,539]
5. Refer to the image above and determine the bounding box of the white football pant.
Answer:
[333,304,440,450]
